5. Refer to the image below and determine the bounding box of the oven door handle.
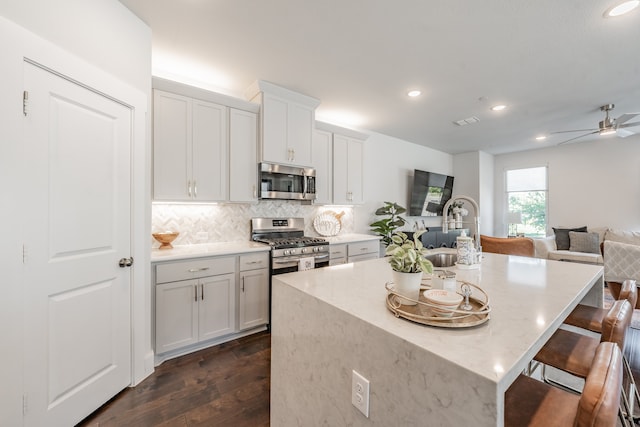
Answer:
[313,254,329,260]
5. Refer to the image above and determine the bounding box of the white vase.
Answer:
[392,270,423,305]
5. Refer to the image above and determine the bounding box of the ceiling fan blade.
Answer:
[557,130,599,145]
[549,128,598,135]
[616,128,636,138]
[615,113,640,125]
[617,121,640,129]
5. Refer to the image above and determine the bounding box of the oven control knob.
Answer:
[301,248,307,254]
[284,250,290,255]
[290,249,296,255]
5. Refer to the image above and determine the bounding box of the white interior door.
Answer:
[22,61,132,426]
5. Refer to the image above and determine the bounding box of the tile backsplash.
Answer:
[152,201,354,247]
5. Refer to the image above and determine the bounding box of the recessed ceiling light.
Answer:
[604,0,639,16]
[407,90,422,97]
[535,136,547,141]
[490,105,507,111]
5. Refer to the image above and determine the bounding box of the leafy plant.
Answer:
[386,231,433,274]
[370,201,407,247]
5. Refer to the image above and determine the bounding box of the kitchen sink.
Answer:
[425,252,457,267]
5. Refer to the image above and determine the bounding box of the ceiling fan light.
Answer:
[605,0,640,17]
[599,128,616,136]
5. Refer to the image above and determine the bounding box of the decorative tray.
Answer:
[313,211,345,236]
[385,280,491,328]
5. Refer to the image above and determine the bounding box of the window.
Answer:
[505,166,547,238]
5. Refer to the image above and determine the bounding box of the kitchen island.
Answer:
[270,253,603,426]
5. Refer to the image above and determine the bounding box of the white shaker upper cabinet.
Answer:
[311,128,333,205]
[247,80,320,167]
[153,89,228,202]
[333,134,364,205]
[229,108,258,202]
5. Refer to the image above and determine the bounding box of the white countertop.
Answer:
[272,253,603,390]
[322,233,381,244]
[151,241,269,262]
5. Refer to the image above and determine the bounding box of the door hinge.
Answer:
[23,91,29,116]
[23,393,28,415]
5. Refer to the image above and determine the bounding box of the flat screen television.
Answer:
[409,169,454,217]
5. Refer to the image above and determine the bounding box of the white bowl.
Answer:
[423,289,463,317]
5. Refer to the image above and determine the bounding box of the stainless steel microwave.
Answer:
[259,162,316,201]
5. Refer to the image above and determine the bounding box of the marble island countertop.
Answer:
[270,253,604,426]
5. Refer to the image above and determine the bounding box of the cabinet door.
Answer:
[192,100,228,201]
[288,102,313,165]
[239,268,270,330]
[333,135,364,205]
[156,279,198,354]
[198,273,236,341]
[153,90,191,201]
[333,134,349,204]
[261,93,289,164]
[229,109,258,202]
[347,138,364,204]
[312,129,333,204]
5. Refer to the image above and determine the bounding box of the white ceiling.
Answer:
[119,0,640,155]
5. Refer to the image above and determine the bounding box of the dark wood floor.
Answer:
[77,331,270,427]
[78,325,640,427]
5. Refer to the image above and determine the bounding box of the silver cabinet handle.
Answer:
[188,267,210,273]
[253,184,256,198]
[194,180,197,198]
[200,283,204,300]
[241,277,245,292]
[194,285,197,302]
[187,180,192,197]
[245,260,262,265]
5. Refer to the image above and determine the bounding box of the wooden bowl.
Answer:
[152,231,179,249]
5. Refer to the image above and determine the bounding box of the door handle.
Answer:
[118,257,134,268]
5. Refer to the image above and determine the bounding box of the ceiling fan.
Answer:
[551,104,640,145]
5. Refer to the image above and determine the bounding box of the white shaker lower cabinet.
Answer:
[347,240,380,263]
[329,244,347,265]
[155,256,236,355]
[238,253,270,331]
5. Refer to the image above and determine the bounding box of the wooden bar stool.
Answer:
[565,279,637,334]
[534,299,634,424]
[505,342,623,427]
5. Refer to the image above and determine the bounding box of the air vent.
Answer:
[453,116,480,126]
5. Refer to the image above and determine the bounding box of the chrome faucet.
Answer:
[442,195,480,250]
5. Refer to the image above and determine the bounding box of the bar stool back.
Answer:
[505,342,623,427]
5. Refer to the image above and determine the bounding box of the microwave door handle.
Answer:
[302,169,307,198]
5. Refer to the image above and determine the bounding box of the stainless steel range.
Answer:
[251,217,329,274]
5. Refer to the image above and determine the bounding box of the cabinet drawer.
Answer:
[348,253,379,263]
[239,252,269,271]
[329,244,347,259]
[347,240,379,257]
[156,256,236,284]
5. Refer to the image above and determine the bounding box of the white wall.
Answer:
[452,151,495,237]
[0,2,151,424]
[493,135,640,234]
[354,131,453,233]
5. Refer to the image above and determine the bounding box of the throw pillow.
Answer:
[569,231,601,254]
[553,226,587,250]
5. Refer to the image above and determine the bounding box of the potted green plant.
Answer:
[386,231,433,305]
[370,201,407,247]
